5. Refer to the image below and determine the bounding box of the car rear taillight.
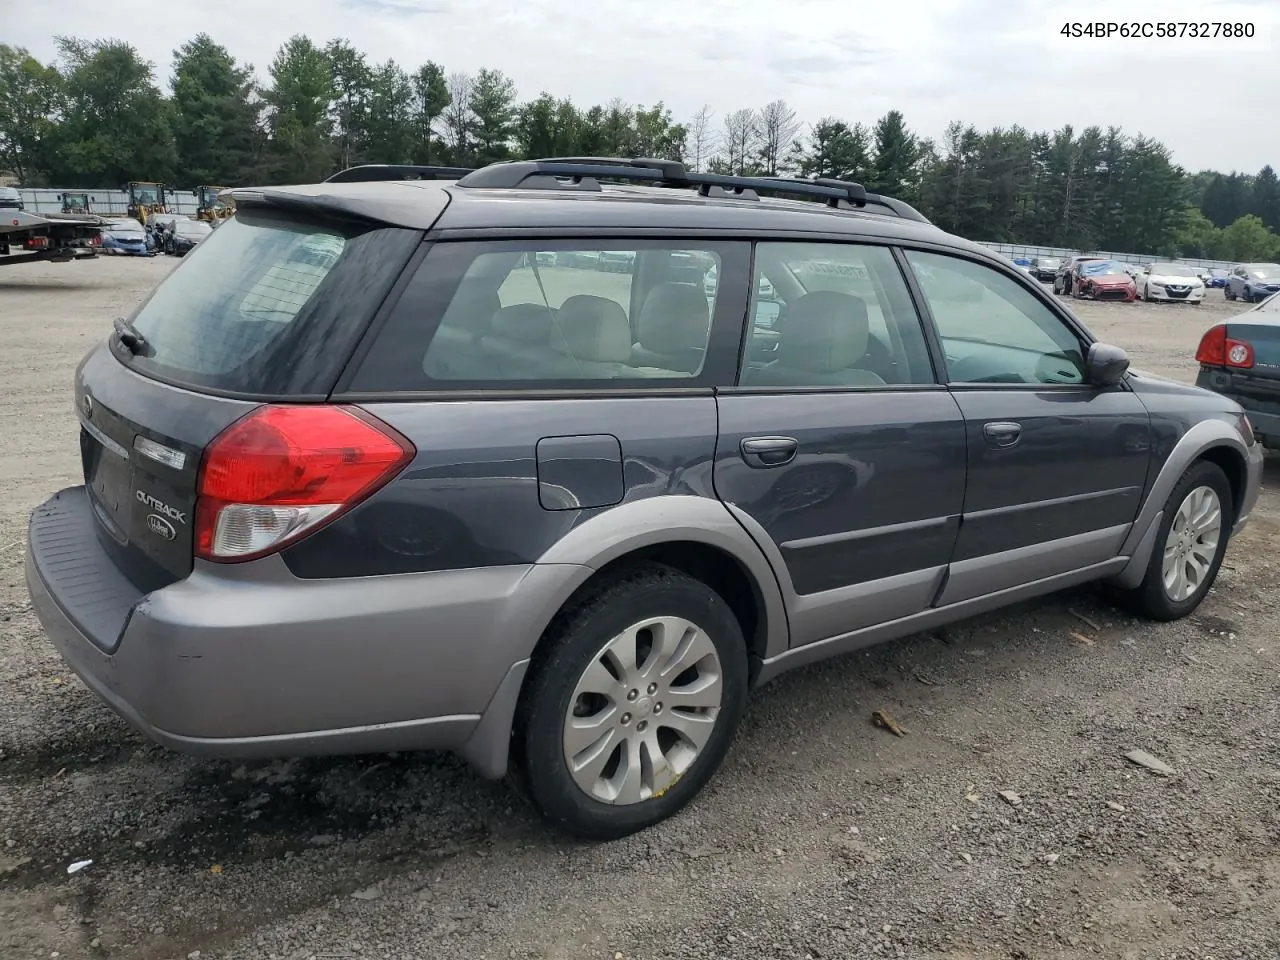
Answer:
[1196,326,1255,369]
[195,405,415,562]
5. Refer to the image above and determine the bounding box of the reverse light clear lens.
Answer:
[134,435,187,470]
[210,503,340,558]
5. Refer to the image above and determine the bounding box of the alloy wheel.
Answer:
[1161,484,1223,602]
[562,616,723,805]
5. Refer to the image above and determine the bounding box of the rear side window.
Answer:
[741,242,936,387]
[118,209,420,397]
[348,239,747,391]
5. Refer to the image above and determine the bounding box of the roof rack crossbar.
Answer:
[325,164,475,183]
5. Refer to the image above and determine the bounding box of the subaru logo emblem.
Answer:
[146,513,176,541]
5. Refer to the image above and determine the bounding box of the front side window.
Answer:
[740,242,936,387]
[351,240,737,390]
[906,250,1086,385]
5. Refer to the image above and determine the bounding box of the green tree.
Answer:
[325,39,372,170]
[1252,165,1280,233]
[468,68,516,165]
[263,35,333,182]
[515,93,581,158]
[1108,136,1185,254]
[1175,207,1222,258]
[366,59,413,163]
[1201,172,1252,228]
[868,110,919,201]
[409,62,448,164]
[796,118,870,182]
[0,44,63,183]
[1218,214,1276,262]
[170,34,261,185]
[51,37,176,186]
[632,102,685,161]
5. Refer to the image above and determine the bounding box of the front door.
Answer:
[714,240,967,648]
[903,249,1152,605]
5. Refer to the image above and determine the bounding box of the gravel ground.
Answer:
[2,257,1278,960]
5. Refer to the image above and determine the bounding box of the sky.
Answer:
[5,0,1279,173]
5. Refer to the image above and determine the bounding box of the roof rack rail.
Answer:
[325,164,475,183]
[454,157,909,213]
[755,176,930,223]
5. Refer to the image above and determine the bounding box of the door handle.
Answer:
[741,436,798,468]
[983,421,1021,448]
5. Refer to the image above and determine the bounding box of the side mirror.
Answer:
[1086,342,1129,386]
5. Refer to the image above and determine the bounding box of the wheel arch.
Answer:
[533,495,791,669]
[1113,419,1251,589]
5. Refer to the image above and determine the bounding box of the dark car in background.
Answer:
[165,218,213,256]
[1029,255,1061,282]
[1226,263,1280,303]
[1196,291,1280,448]
[1205,268,1230,289]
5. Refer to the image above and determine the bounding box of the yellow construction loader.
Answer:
[123,181,168,225]
[59,192,93,215]
[194,185,234,223]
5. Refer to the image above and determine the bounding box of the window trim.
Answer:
[898,244,1109,392]
[733,237,944,391]
[333,235,752,397]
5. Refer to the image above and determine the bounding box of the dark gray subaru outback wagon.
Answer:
[27,158,1263,839]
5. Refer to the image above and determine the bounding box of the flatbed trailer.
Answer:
[0,210,106,266]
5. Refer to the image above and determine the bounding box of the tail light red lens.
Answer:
[195,405,415,562]
[1196,325,1227,365]
[1196,325,1255,369]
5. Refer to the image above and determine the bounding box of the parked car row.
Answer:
[1224,263,1280,303]
[99,213,215,258]
[1019,252,1279,306]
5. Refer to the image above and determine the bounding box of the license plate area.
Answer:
[80,423,133,544]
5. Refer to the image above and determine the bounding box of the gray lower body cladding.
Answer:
[26,486,584,772]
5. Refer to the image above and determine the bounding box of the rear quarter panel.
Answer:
[280,396,722,577]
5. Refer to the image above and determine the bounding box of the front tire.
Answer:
[515,564,748,840]
[1121,460,1233,621]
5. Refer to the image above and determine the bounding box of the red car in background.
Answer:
[1073,259,1138,302]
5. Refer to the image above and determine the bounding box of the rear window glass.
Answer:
[119,209,419,397]
[348,240,743,391]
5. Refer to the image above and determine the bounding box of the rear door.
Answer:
[903,249,1151,604]
[78,206,420,590]
[713,240,967,648]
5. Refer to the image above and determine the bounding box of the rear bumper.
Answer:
[26,486,583,773]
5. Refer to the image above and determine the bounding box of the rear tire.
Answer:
[1120,460,1233,622]
[514,564,748,840]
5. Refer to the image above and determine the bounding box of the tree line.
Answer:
[2,35,1278,261]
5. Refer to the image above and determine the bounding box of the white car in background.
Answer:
[1136,262,1206,305]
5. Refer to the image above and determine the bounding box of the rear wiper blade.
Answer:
[113,317,147,355]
